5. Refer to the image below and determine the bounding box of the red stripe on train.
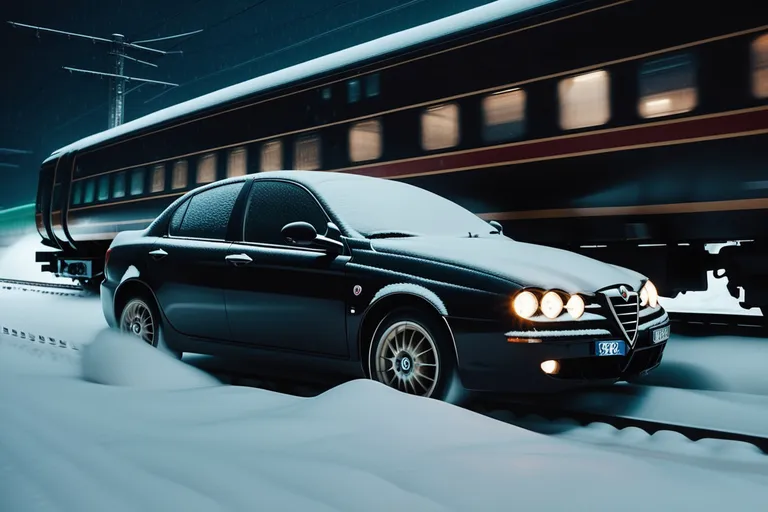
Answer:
[339,108,768,179]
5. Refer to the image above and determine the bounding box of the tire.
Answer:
[367,307,463,402]
[118,294,181,359]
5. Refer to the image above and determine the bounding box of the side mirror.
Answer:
[282,221,345,254]
[282,221,317,246]
[489,220,503,235]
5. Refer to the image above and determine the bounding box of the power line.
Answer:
[145,0,431,104]
[6,21,202,129]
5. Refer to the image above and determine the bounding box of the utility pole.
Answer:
[7,22,202,129]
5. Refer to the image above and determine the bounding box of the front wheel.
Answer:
[367,308,461,402]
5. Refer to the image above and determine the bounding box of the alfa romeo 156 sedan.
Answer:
[101,171,670,401]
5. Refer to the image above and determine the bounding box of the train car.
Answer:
[35,0,768,305]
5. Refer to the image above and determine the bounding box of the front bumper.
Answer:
[448,311,670,394]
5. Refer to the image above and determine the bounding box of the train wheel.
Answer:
[367,307,464,403]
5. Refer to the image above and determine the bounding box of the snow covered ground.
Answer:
[0,234,75,285]
[1,328,767,511]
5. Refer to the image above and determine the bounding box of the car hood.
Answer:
[369,236,645,292]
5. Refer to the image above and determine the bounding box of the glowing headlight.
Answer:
[640,280,659,308]
[541,291,564,319]
[513,291,538,318]
[566,294,585,319]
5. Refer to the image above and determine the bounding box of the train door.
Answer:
[36,161,59,248]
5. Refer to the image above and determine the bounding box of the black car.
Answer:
[101,171,670,400]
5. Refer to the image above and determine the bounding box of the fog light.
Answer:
[540,360,560,375]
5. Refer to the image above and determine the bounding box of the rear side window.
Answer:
[243,180,328,245]
[171,182,244,240]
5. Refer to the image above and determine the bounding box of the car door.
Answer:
[147,181,246,341]
[223,179,350,357]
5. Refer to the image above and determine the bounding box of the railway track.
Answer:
[0,277,85,296]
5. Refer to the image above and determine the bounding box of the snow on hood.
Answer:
[370,236,645,292]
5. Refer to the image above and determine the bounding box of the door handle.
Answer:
[149,248,168,260]
[225,253,252,266]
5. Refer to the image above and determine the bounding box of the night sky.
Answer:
[0,0,491,208]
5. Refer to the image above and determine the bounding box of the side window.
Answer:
[294,134,321,170]
[366,73,380,98]
[482,88,526,142]
[169,200,191,236]
[174,182,243,240]
[172,160,188,189]
[243,181,328,245]
[349,119,382,162]
[260,140,282,171]
[151,164,165,193]
[130,168,145,196]
[558,69,610,130]
[638,53,696,118]
[97,175,110,201]
[71,181,82,206]
[197,153,217,184]
[753,34,768,99]
[227,147,247,177]
[84,179,95,204]
[348,79,361,103]
[421,103,460,151]
[113,171,126,198]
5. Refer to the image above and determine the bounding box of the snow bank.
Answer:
[81,329,219,389]
[1,333,768,510]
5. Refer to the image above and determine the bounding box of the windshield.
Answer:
[315,176,498,238]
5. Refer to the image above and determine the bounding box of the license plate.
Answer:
[653,325,670,344]
[595,340,626,356]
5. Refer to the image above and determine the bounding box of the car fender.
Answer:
[368,282,448,316]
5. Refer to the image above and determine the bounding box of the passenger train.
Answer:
[35,0,768,310]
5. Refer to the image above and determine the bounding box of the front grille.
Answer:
[603,287,639,345]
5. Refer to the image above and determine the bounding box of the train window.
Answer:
[196,153,217,184]
[151,164,165,193]
[321,87,331,100]
[172,160,188,190]
[752,34,768,98]
[558,70,610,130]
[421,103,460,151]
[366,73,380,98]
[227,147,247,177]
[113,171,126,198]
[294,134,321,170]
[174,182,244,240]
[638,54,697,118]
[348,79,361,103]
[71,181,82,206]
[97,175,110,201]
[130,168,145,196]
[482,88,526,142]
[84,179,95,204]
[349,119,383,162]
[260,140,282,171]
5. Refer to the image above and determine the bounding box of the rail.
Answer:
[0,277,85,296]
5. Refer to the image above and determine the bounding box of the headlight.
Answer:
[566,294,585,319]
[640,280,659,308]
[513,291,538,318]
[540,291,563,319]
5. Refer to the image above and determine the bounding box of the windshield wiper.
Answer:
[367,231,419,239]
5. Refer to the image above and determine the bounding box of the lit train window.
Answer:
[196,153,217,184]
[130,168,145,196]
[71,181,82,206]
[227,147,247,177]
[294,134,321,170]
[558,70,610,130]
[172,160,188,190]
[97,175,109,201]
[84,179,95,204]
[348,79,361,103]
[349,119,382,162]
[482,88,526,142]
[753,34,768,98]
[422,103,460,151]
[113,172,126,198]
[261,140,282,171]
[366,73,380,98]
[638,53,697,119]
[151,164,165,193]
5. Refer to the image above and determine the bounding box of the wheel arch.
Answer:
[113,278,160,322]
[358,284,457,376]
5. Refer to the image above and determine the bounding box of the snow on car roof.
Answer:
[44,0,557,163]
